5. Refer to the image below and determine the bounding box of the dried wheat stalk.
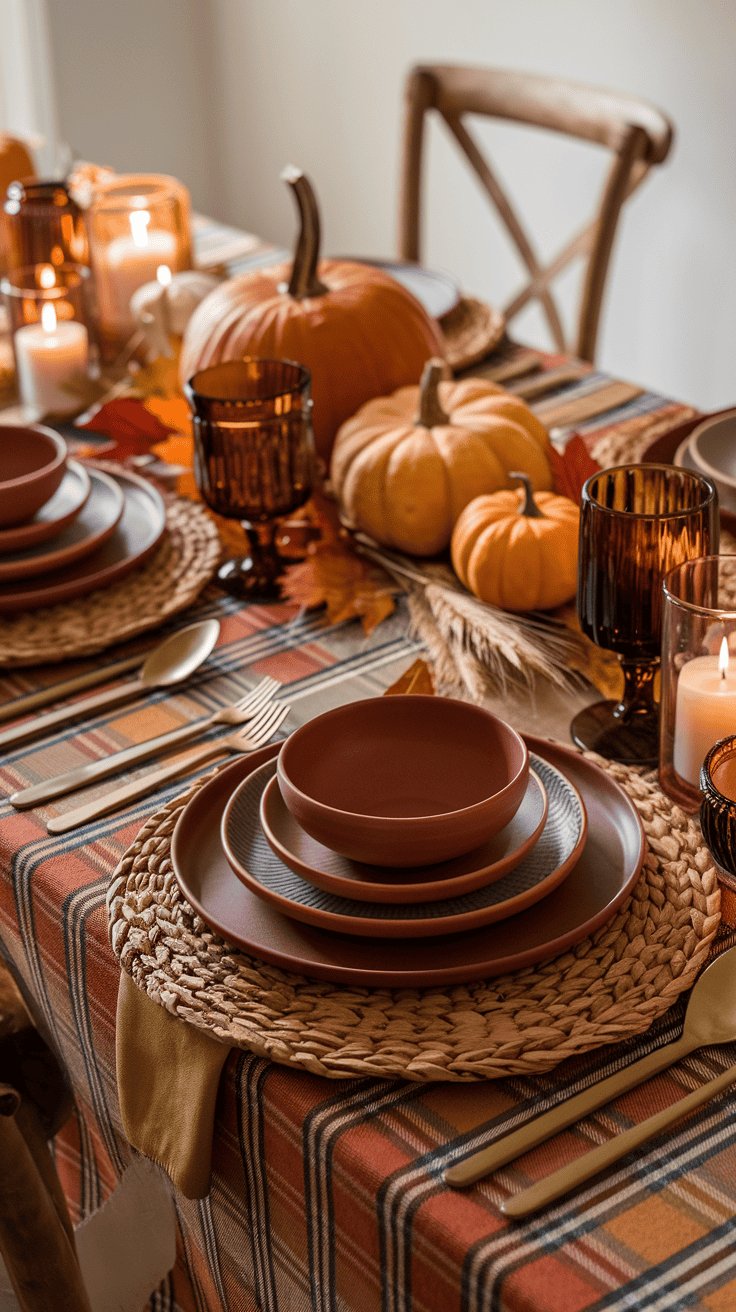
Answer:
[354,536,586,700]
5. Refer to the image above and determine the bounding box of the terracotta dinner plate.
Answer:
[222,755,582,936]
[0,465,124,581]
[0,458,91,554]
[171,735,647,986]
[0,464,166,612]
[258,763,549,902]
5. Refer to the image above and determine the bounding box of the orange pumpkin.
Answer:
[330,360,553,556]
[179,169,445,464]
[451,473,580,611]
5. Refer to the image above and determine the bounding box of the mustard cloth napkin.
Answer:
[116,972,230,1199]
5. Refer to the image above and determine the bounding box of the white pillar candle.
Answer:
[14,303,89,415]
[95,209,178,337]
[673,637,736,786]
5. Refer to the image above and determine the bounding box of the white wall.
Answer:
[40,0,736,410]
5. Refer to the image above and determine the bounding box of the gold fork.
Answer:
[11,676,281,809]
[46,700,292,834]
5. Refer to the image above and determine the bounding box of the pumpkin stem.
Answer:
[510,471,545,518]
[281,165,330,300]
[415,358,450,428]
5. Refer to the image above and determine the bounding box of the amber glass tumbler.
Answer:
[185,358,315,600]
[572,463,718,765]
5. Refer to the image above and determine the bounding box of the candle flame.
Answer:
[41,302,56,334]
[719,636,729,679]
[156,264,172,287]
[38,264,55,289]
[129,209,151,248]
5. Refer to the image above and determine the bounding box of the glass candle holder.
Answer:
[660,555,736,811]
[1,263,91,417]
[3,179,89,272]
[86,173,191,361]
[571,464,719,767]
[184,358,315,601]
[699,734,736,885]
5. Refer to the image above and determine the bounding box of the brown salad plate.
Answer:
[258,763,549,903]
[0,458,91,553]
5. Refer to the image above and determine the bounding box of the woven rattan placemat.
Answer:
[0,486,221,667]
[108,749,720,1082]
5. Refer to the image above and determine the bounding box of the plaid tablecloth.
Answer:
[2,229,736,1312]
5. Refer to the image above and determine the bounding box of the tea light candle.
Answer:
[95,209,177,336]
[673,637,736,787]
[14,302,89,415]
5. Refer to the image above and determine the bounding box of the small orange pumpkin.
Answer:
[451,472,580,611]
[179,169,445,464]
[330,360,553,556]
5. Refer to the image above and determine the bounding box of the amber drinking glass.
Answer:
[571,463,718,765]
[185,358,315,601]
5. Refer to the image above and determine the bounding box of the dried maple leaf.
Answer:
[76,396,179,458]
[281,541,397,634]
[549,433,601,503]
[384,659,435,696]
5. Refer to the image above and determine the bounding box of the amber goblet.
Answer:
[185,358,315,601]
[571,463,718,766]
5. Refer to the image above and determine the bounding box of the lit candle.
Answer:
[673,637,736,786]
[95,208,177,337]
[14,301,89,416]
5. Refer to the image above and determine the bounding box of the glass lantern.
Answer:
[86,173,192,362]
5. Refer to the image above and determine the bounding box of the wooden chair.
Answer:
[0,959,92,1312]
[399,65,674,362]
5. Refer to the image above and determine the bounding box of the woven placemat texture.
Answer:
[0,491,221,667]
[108,748,720,1082]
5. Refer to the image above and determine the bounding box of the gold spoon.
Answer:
[0,620,221,749]
[445,946,736,1190]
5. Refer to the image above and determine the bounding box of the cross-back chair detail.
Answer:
[399,65,674,362]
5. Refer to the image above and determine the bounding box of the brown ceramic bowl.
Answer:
[276,695,529,867]
[0,425,67,527]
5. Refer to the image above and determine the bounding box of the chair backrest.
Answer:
[399,65,674,362]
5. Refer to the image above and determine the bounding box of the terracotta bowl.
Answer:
[0,425,67,527]
[276,695,529,867]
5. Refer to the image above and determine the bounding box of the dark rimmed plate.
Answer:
[171,735,647,986]
[0,458,91,554]
[257,762,549,903]
[0,463,166,612]
[0,465,124,581]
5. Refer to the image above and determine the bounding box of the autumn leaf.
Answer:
[76,396,180,458]
[549,433,601,503]
[281,541,397,634]
[384,659,435,696]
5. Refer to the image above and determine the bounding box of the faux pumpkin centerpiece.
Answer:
[330,359,554,556]
[451,472,580,611]
[179,168,445,464]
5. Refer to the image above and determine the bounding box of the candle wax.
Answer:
[95,229,177,336]
[673,654,736,787]
[14,319,89,415]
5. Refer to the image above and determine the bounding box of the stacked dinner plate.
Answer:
[220,748,588,940]
[0,423,168,613]
[169,706,646,987]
